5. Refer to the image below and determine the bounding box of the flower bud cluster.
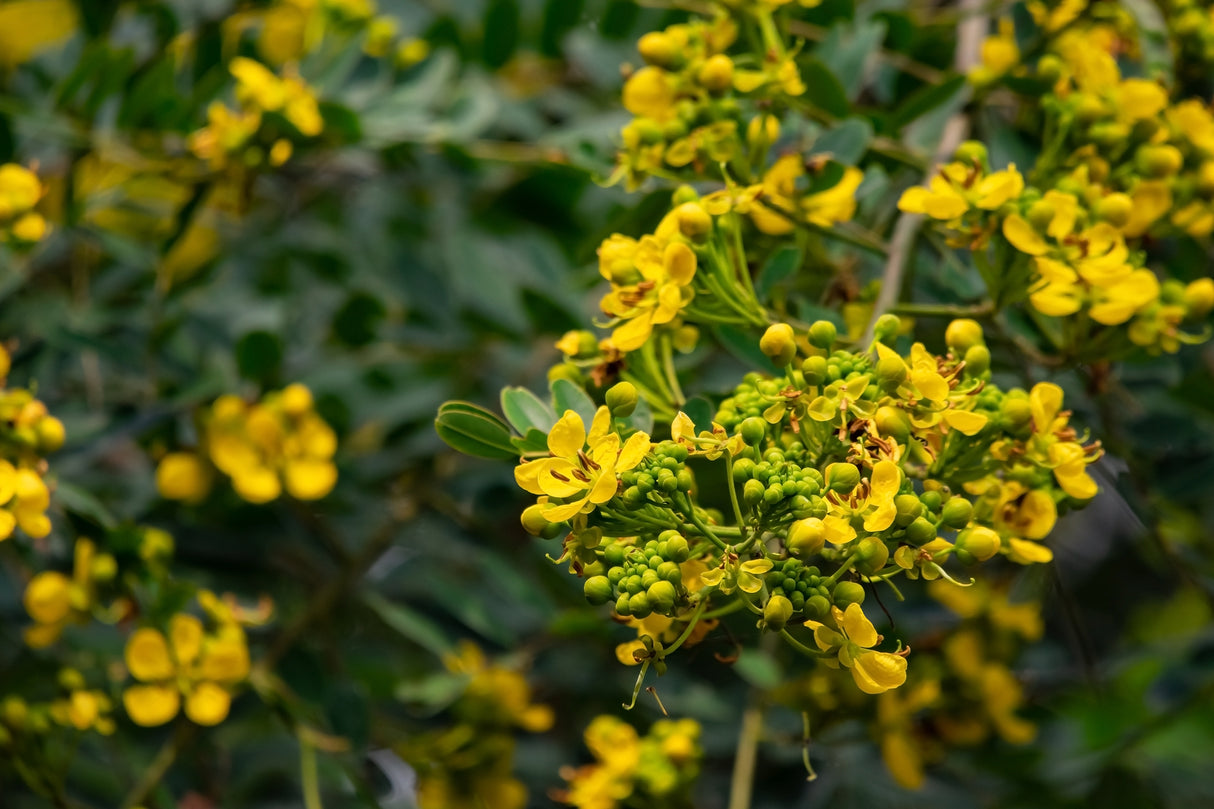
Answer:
[0,345,62,542]
[157,383,338,505]
[0,164,49,246]
[0,671,116,749]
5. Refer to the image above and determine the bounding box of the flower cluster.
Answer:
[511,316,1098,698]
[556,715,702,809]
[23,538,121,648]
[190,57,323,172]
[122,593,253,727]
[157,383,338,505]
[249,0,427,66]
[399,642,553,809]
[0,163,49,246]
[0,669,116,750]
[0,345,63,542]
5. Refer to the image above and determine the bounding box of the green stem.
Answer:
[780,628,831,658]
[664,598,709,656]
[623,659,652,710]
[723,453,749,539]
[701,599,748,620]
[121,723,192,809]
[824,555,857,586]
[300,733,324,809]
[659,335,686,406]
[677,495,730,552]
[889,302,993,318]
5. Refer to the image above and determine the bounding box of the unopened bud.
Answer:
[760,323,797,367]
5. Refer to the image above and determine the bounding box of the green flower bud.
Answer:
[854,537,890,576]
[824,463,860,494]
[744,478,766,507]
[906,516,937,544]
[787,517,826,558]
[833,580,865,608]
[91,553,118,583]
[1036,54,1064,82]
[675,202,713,240]
[954,140,988,169]
[647,580,677,613]
[1094,192,1133,227]
[1090,121,1129,148]
[665,536,690,563]
[805,594,830,619]
[615,593,632,616]
[964,345,991,376]
[604,542,627,567]
[940,497,974,529]
[876,356,907,392]
[584,576,614,606]
[894,493,923,527]
[521,504,561,538]
[1026,198,1056,231]
[57,668,85,692]
[740,416,767,446]
[956,526,1001,562]
[1135,144,1183,178]
[697,53,735,93]
[672,185,700,206]
[760,323,798,367]
[629,591,653,619]
[1184,278,1214,317]
[763,594,794,631]
[2,697,28,728]
[874,406,910,442]
[808,320,837,350]
[801,355,828,386]
[945,319,985,354]
[1001,396,1033,431]
[872,314,902,345]
[605,381,639,417]
[548,363,583,385]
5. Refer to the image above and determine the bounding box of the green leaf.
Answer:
[889,74,966,130]
[813,117,873,165]
[713,325,779,374]
[54,482,118,530]
[733,649,784,688]
[550,378,597,427]
[482,0,520,69]
[362,592,453,658]
[799,58,850,118]
[805,160,846,195]
[435,402,517,460]
[681,396,716,435]
[756,245,803,299]
[511,427,550,454]
[817,19,887,100]
[621,393,654,435]
[501,386,558,434]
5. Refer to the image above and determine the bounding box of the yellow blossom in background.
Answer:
[0,0,78,68]
[231,57,323,137]
[157,384,338,505]
[122,611,251,727]
[22,538,119,648]
[0,163,49,246]
[969,19,1020,86]
[557,715,701,809]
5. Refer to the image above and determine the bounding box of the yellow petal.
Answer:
[588,468,620,505]
[284,459,337,500]
[123,684,181,727]
[664,242,696,285]
[823,514,857,545]
[513,460,545,496]
[1003,214,1049,256]
[851,650,908,694]
[541,494,592,523]
[1005,537,1053,565]
[184,682,231,726]
[617,431,652,471]
[126,628,175,682]
[842,603,879,648]
[943,410,988,436]
[547,410,586,458]
[170,614,204,666]
[24,571,72,625]
[1029,382,1063,434]
[612,311,654,352]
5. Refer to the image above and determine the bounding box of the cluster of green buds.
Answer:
[0,344,63,542]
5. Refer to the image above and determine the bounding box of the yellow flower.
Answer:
[969,19,1020,86]
[809,604,908,694]
[748,156,863,235]
[122,613,250,727]
[514,408,650,522]
[599,236,696,352]
[0,0,77,68]
[699,556,772,594]
[156,451,214,503]
[899,162,1023,222]
[230,56,323,137]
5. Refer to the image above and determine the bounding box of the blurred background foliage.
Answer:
[2,0,1214,808]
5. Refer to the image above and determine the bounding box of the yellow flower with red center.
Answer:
[514,407,651,522]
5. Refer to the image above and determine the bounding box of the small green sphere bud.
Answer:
[854,537,890,576]
[1184,278,1214,317]
[872,314,902,345]
[956,526,1001,562]
[2,697,28,728]
[760,323,798,367]
[945,319,985,354]
[521,504,558,538]
[647,580,678,613]
[674,202,713,240]
[833,580,866,608]
[1026,199,1056,231]
[58,668,85,692]
[1094,192,1133,227]
[672,184,699,206]
[747,113,780,145]
[744,478,766,507]
[615,593,632,616]
[1001,396,1033,430]
[740,416,767,446]
[802,594,829,619]
[874,406,910,442]
[801,355,828,386]
[697,53,735,93]
[920,489,943,511]
[876,356,908,392]
[1136,144,1184,178]
[605,381,639,417]
[91,553,118,583]
[941,497,974,529]
[906,516,937,545]
[894,493,923,527]
[808,320,837,350]
[584,576,614,606]
[964,345,991,376]
[629,592,652,619]
[954,140,988,169]
[665,536,690,563]
[763,594,794,631]
[1074,93,1108,124]
[825,462,860,494]
[788,517,826,558]
[1037,54,1064,82]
